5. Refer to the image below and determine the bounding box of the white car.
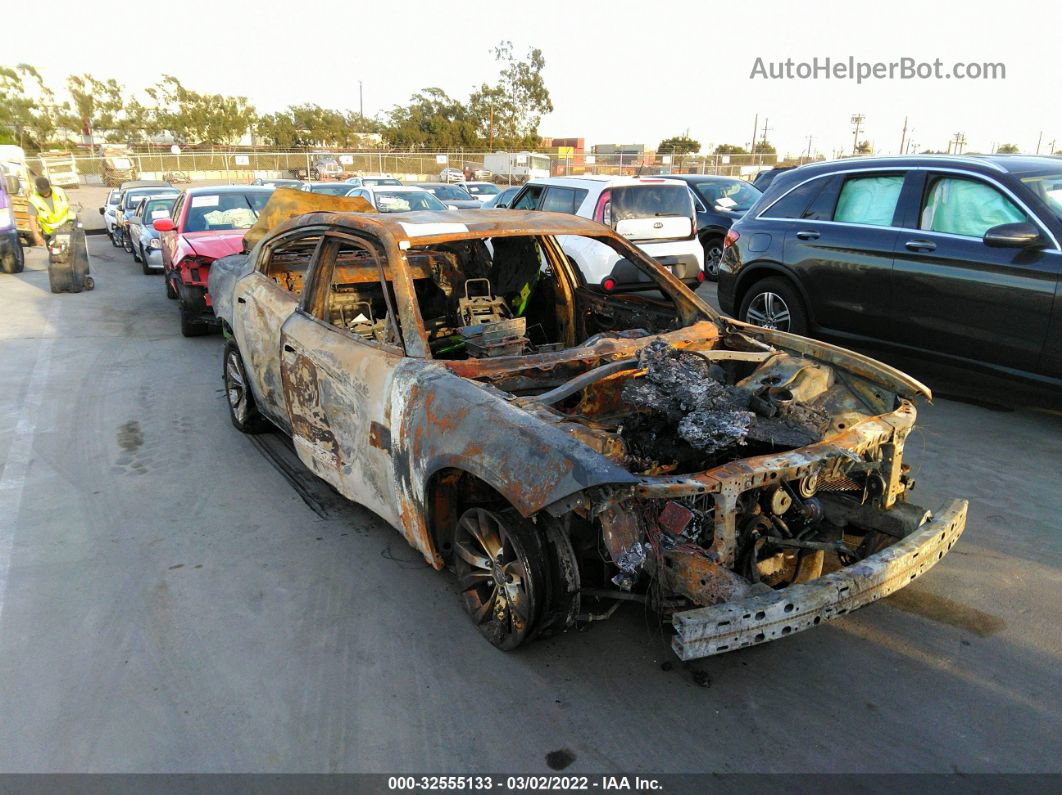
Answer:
[457,181,502,203]
[345,174,403,187]
[438,167,465,183]
[507,176,704,288]
[101,189,121,245]
[345,184,453,212]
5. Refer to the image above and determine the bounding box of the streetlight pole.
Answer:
[850,113,865,156]
[359,81,364,118]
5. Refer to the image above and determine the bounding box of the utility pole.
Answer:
[805,135,813,162]
[758,117,771,152]
[1036,130,1043,154]
[488,102,494,149]
[750,114,758,155]
[951,132,967,154]
[850,113,865,156]
[899,116,908,155]
[358,81,363,118]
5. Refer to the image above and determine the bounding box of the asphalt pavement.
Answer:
[0,231,1059,774]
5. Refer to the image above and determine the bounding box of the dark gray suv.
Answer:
[718,155,1062,385]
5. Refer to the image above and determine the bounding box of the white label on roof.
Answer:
[399,222,468,237]
[190,195,219,208]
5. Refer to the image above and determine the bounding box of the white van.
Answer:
[507,176,704,288]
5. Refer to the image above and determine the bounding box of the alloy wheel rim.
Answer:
[746,291,791,331]
[225,352,248,422]
[706,245,723,276]
[453,508,534,648]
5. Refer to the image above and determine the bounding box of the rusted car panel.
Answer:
[209,197,968,658]
[672,499,967,659]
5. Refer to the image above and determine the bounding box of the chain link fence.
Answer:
[27,149,810,187]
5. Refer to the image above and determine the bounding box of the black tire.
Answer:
[165,274,178,299]
[132,239,142,262]
[140,246,152,274]
[84,275,95,291]
[701,235,724,281]
[1,243,24,274]
[122,231,133,254]
[48,260,73,293]
[110,229,120,248]
[223,342,271,433]
[453,507,548,651]
[738,276,809,336]
[179,302,209,337]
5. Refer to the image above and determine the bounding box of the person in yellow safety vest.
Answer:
[28,176,75,245]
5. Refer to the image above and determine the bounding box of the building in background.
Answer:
[541,137,586,175]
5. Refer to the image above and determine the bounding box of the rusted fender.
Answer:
[391,365,639,523]
[243,188,373,251]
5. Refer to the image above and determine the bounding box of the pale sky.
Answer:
[7,0,1059,157]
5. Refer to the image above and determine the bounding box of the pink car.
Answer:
[155,185,273,336]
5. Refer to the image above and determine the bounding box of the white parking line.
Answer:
[0,306,58,628]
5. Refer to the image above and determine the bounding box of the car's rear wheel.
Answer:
[739,277,808,335]
[454,507,547,651]
[701,235,724,281]
[223,342,270,433]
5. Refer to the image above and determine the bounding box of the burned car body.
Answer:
[209,197,967,659]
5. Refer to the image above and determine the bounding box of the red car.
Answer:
[154,185,273,336]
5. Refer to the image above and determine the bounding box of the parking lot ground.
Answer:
[0,235,1059,774]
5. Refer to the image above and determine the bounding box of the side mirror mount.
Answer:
[983,222,1045,249]
[153,218,176,233]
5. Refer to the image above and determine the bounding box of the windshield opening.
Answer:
[1020,171,1062,223]
[184,192,270,232]
[375,190,447,212]
[695,179,761,211]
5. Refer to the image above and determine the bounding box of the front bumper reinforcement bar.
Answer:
[671,498,968,660]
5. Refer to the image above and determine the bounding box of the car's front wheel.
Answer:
[701,235,724,281]
[738,277,809,335]
[223,342,271,433]
[122,232,133,254]
[179,302,210,337]
[109,229,120,248]
[454,507,547,651]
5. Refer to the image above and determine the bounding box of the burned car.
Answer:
[209,194,967,659]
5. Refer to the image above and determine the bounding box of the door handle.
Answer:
[283,344,295,353]
[236,296,246,303]
[795,230,820,240]
[905,239,937,252]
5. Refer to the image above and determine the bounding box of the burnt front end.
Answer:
[511,334,968,659]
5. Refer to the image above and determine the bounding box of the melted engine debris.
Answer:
[620,340,830,471]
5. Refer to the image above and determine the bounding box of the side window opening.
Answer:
[920,176,1026,238]
[512,185,544,210]
[323,237,404,350]
[833,174,904,227]
[262,234,322,296]
[760,178,827,219]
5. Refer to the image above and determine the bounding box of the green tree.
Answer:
[995,143,1020,154]
[62,74,125,145]
[147,76,256,146]
[854,140,872,155]
[468,41,553,150]
[0,64,59,150]
[383,88,480,150]
[714,143,748,155]
[657,135,700,155]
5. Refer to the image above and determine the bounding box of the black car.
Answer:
[719,155,1062,385]
[664,174,761,279]
[752,167,794,192]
